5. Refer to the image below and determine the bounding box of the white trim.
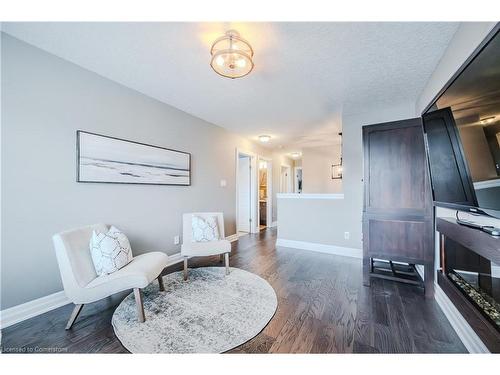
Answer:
[415,264,425,280]
[434,283,489,353]
[473,179,500,190]
[165,252,184,266]
[225,233,240,242]
[276,238,361,259]
[0,291,70,329]
[277,193,344,200]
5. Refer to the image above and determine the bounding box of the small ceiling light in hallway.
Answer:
[258,135,271,143]
[210,30,254,79]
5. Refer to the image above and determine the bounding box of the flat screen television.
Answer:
[422,24,500,219]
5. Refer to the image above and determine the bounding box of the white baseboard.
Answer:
[415,264,425,280]
[0,291,70,330]
[276,238,362,259]
[434,283,489,353]
[225,234,239,242]
[165,252,184,266]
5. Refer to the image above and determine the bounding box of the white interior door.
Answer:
[238,156,251,232]
[280,166,291,193]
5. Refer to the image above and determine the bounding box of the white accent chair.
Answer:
[52,224,168,329]
[181,212,231,281]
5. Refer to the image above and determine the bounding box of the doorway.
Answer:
[258,157,272,230]
[237,154,252,234]
[235,149,263,235]
[280,165,292,193]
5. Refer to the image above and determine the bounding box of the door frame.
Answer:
[235,148,259,234]
[257,156,273,228]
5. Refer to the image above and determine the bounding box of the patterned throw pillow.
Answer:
[89,226,133,276]
[192,215,220,242]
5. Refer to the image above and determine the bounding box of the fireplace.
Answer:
[443,239,500,332]
[437,217,500,352]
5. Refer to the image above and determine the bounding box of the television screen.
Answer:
[422,28,500,217]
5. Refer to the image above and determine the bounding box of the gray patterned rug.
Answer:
[112,267,278,353]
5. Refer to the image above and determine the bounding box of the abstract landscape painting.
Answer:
[77,131,191,185]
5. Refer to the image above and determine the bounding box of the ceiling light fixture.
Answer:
[290,152,301,158]
[259,135,271,143]
[210,30,254,79]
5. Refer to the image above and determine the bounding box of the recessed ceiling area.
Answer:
[2,22,460,150]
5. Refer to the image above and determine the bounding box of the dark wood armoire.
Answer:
[362,118,435,297]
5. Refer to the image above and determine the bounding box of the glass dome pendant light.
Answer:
[210,30,254,79]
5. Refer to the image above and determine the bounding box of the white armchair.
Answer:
[52,224,168,329]
[181,212,231,280]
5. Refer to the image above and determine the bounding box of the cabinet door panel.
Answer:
[366,218,426,261]
[365,124,427,211]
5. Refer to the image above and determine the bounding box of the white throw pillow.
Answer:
[192,215,220,242]
[89,226,133,276]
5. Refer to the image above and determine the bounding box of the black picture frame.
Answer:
[76,130,191,186]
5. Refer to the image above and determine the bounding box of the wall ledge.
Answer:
[277,193,344,200]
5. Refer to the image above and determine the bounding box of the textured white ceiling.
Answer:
[2,22,459,150]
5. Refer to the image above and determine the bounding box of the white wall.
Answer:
[277,196,359,251]
[301,145,342,194]
[416,22,497,114]
[0,33,269,309]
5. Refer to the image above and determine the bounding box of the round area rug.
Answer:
[112,267,277,353]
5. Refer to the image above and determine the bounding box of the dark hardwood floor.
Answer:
[1,229,466,353]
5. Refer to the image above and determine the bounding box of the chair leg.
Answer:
[183,257,188,281]
[65,303,84,330]
[225,253,230,275]
[158,274,165,291]
[134,288,145,323]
